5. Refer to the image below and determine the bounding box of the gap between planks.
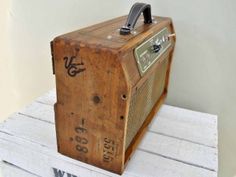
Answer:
[138,148,215,172]
[148,130,216,148]
[2,161,40,177]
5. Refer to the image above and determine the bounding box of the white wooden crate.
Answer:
[0,89,218,177]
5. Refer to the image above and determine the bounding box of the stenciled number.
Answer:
[75,135,88,144]
[103,138,115,162]
[75,126,87,133]
[74,121,88,154]
[76,144,88,153]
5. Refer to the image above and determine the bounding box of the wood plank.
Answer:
[0,134,112,177]
[0,111,217,172]
[0,133,216,177]
[139,131,217,171]
[20,102,54,124]
[0,113,56,150]
[53,32,132,173]
[125,150,216,177]
[1,162,38,177]
[149,105,218,148]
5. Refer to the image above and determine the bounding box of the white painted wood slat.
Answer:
[1,162,38,177]
[139,132,217,171]
[0,90,218,177]
[0,133,216,177]
[150,105,218,148]
[0,110,218,172]
[20,102,54,124]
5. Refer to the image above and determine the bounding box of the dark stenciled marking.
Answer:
[75,136,88,144]
[64,56,86,77]
[75,126,87,133]
[103,138,116,163]
[76,144,88,153]
[52,167,77,177]
[74,118,89,155]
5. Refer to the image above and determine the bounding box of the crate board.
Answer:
[1,162,38,177]
[0,90,218,177]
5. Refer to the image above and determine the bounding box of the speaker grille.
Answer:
[125,59,169,150]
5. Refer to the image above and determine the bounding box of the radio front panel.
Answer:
[134,28,171,76]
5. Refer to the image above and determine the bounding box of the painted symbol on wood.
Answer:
[52,168,77,177]
[63,56,86,77]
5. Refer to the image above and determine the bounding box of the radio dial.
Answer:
[152,44,162,53]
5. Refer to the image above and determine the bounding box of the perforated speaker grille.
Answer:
[125,59,169,150]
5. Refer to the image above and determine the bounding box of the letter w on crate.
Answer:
[53,168,77,177]
[51,2,176,174]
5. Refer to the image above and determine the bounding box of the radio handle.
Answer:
[120,3,152,35]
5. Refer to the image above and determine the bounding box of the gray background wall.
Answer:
[0,0,236,176]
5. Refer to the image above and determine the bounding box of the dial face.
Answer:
[134,28,171,76]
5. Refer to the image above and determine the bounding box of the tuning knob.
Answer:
[152,44,162,53]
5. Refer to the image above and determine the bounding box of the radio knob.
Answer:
[152,44,162,53]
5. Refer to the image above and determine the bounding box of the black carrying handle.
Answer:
[120,3,152,35]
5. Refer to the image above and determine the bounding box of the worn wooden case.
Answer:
[51,15,175,174]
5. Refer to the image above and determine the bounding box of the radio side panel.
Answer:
[52,38,130,174]
[121,21,176,163]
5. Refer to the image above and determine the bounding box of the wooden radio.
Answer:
[51,3,176,174]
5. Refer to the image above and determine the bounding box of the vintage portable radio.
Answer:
[51,3,176,174]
